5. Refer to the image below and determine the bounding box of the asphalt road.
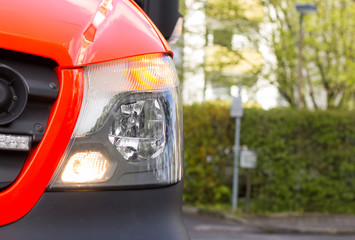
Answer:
[183,213,355,240]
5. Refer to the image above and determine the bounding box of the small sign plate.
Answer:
[230,97,243,118]
[240,149,257,169]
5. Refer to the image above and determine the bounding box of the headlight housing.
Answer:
[49,53,183,189]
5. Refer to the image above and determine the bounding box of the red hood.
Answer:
[0,0,170,67]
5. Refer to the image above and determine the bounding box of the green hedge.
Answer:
[183,101,355,213]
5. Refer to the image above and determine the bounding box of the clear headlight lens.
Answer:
[49,54,183,189]
[109,98,166,162]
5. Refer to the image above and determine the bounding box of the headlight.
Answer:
[110,96,166,162]
[49,53,183,189]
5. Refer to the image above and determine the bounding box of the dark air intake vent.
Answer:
[0,49,59,189]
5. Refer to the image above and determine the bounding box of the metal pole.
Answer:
[232,84,242,212]
[246,170,251,211]
[297,13,304,109]
[232,117,240,212]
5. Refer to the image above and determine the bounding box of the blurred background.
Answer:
[174,0,355,214]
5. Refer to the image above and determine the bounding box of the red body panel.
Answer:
[0,0,171,67]
[0,0,172,225]
[0,69,84,225]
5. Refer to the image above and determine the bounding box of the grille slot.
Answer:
[0,49,58,190]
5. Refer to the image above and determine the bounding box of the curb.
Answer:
[182,206,249,225]
[182,206,355,235]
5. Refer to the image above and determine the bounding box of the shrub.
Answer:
[183,102,355,213]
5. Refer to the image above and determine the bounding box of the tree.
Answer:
[203,0,264,99]
[262,0,355,109]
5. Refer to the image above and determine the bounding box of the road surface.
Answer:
[183,213,355,240]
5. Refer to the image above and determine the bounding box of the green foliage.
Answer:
[206,0,264,22]
[263,0,355,109]
[183,102,355,213]
[206,0,242,21]
[213,29,233,48]
[200,0,264,99]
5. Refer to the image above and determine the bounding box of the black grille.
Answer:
[0,49,58,189]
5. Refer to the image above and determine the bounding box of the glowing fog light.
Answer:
[61,152,113,183]
[0,134,31,151]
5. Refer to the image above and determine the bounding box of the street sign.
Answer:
[230,97,243,118]
[240,149,257,169]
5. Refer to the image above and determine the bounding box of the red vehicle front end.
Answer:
[0,0,188,239]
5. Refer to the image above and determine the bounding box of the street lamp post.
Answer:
[296,4,317,109]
